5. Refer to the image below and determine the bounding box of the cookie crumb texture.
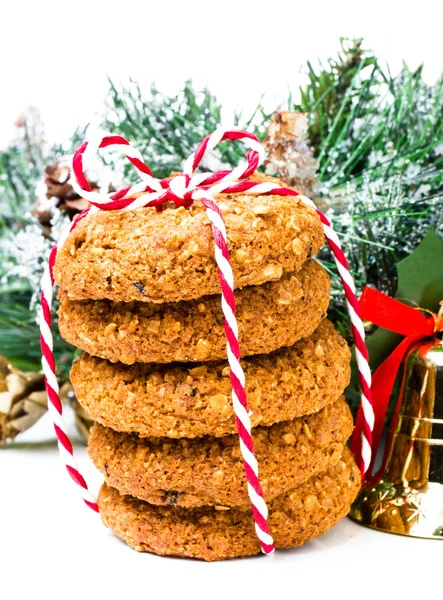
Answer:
[71,319,350,438]
[53,184,324,304]
[88,397,353,507]
[97,448,360,561]
[59,259,330,365]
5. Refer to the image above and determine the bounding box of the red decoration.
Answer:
[351,286,442,480]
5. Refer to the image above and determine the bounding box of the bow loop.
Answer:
[360,286,436,339]
[182,127,265,176]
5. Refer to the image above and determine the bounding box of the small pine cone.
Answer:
[34,162,94,226]
[264,111,320,202]
[45,162,77,201]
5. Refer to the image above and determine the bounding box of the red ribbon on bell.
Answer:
[351,287,442,481]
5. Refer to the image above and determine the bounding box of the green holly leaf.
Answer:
[396,229,443,310]
[347,229,443,409]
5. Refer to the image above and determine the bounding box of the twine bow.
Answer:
[70,130,301,213]
[351,286,443,482]
[39,127,374,556]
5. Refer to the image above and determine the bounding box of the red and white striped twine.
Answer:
[39,127,373,555]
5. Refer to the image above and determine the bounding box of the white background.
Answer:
[1,0,443,147]
[1,2,442,597]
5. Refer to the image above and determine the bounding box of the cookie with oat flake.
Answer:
[53,174,324,304]
[97,448,360,561]
[70,319,349,438]
[88,396,353,508]
[59,259,330,365]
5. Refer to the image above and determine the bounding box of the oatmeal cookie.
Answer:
[60,259,330,365]
[97,447,360,561]
[88,396,353,507]
[71,319,350,438]
[53,175,323,304]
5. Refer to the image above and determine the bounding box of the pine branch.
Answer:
[294,39,443,345]
[294,38,382,154]
[103,78,270,178]
[0,288,75,377]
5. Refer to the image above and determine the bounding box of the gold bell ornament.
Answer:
[349,286,443,538]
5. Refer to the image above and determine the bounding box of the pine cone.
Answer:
[264,111,320,201]
[34,161,93,226]
[45,162,77,202]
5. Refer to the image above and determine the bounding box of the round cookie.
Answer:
[97,448,360,561]
[88,396,353,507]
[53,174,324,304]
[71,319,350,438]
[59,259,330,365]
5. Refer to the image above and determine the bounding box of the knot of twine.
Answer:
[39,127,374,556]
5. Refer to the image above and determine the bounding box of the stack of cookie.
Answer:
[54,175,360,561]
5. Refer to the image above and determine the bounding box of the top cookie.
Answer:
[53,175,323,304]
